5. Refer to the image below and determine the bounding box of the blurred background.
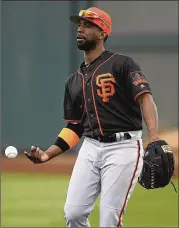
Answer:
[1,1,178,227]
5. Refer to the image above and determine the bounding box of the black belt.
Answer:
[87,132,131,143]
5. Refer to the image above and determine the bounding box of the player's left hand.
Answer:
[24,146,50,164]
[138,139,175,190]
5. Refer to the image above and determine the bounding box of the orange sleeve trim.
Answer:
[134,90,152,101]
[64,119,81,123]
[58,128,80,148]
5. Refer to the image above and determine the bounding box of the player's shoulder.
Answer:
[112,52,134,63]
[65,71,78,85]
[67,72,77,80]
[101,50,125,65]
[112,52,140,68]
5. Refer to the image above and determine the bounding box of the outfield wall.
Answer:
[1,1,178,151]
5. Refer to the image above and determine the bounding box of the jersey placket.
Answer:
[78,69,95,136]
[85,73,99,136]
[79,65,104,137]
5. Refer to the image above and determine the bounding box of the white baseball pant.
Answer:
[64,131,144,227]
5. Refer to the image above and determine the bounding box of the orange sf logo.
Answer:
[96,73,116,102]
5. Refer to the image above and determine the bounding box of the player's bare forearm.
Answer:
[24,144,64,164]
[137,93,160,142]
[45,145,64,160]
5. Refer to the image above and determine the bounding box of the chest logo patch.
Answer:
[96,73,116,102]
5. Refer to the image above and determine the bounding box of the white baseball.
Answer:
[5,146,18,158]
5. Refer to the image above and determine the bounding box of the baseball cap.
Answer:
[69,7,112,36]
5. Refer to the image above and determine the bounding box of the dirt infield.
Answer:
[1,154,76,175]
[1,153,178,177]
[1,129,178,177]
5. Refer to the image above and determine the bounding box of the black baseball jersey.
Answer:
[63,50,152,137]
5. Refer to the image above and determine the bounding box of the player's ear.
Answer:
[98,30,107,41]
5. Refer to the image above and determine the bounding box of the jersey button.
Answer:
[87,82,90,86]
[90,113,95,118]
[87,98,91,103]
[94,129,99,135]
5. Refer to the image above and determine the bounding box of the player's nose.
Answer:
[77,24,85,33]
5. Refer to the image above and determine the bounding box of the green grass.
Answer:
[1,173,178,227]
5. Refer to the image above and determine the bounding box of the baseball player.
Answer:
[24,7,161,227]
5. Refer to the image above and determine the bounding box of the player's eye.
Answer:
[85,22,92,27]
[86,23,91,28]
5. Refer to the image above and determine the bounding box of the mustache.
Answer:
[77,34,86,39]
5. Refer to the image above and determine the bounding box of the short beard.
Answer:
[77,39,97,51]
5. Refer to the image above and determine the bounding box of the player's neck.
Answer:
[84,46,105,66]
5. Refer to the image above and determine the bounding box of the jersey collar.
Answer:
[80,50,107,69]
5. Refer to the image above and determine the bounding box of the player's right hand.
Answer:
[24,146,50,164]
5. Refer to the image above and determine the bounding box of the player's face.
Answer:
[77,19,102,51]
